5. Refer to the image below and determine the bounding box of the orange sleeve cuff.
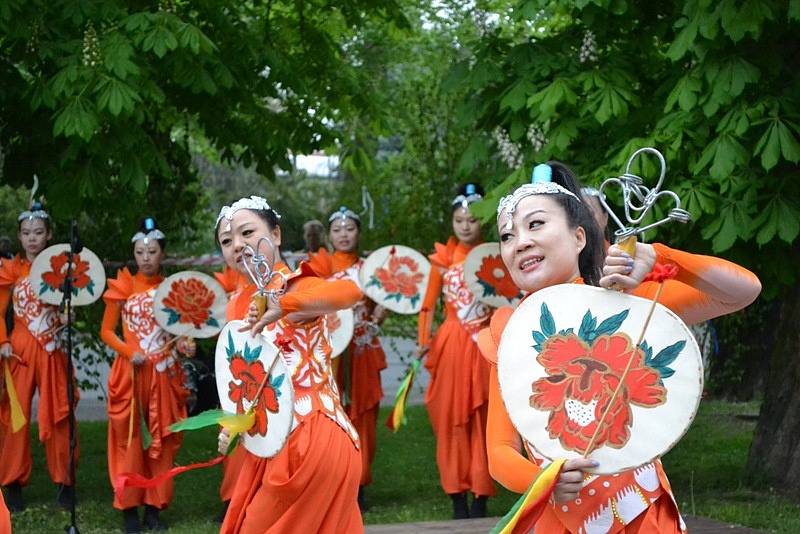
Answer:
[0,287,11,344]
[279,277,361,316]
[417,267,443,348]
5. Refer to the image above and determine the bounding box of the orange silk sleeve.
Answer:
[279,277,362,316]
[0,286,11,345]
[0,259,19,344]
[478,308,540,493]
[633,243,761,325]
[417,266,443,348]
[100,300,134,359]
[487,366,541,493]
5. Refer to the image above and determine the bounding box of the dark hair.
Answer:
[451,182,485,213]
[135,216,166,251]
[17,201,52,232]
[214,206,281,248]
[545,161,605,286]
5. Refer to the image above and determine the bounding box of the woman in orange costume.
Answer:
[307,206,388,510]
[215,196,364,534]
[0,200,77,512]
[416,183,496,519]
[101,217,195,533]
[477,162,762,533]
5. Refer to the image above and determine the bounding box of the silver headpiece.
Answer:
[329,206,360,224]
[216,195,281,227]
[497,183,581,230]
[18,175,50,222]
[131,229,166,244]
[452,183,483,210]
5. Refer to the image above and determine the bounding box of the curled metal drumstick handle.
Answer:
[598,147,690,243]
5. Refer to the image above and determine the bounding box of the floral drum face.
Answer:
[361,245,431,315]
[497,284,702,474]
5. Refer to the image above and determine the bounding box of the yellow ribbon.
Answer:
[3,361,26,433]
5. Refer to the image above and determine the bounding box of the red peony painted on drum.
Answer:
[368,255,424,306]
[161,278,219,329]
[228,356,281,436]
[326,312,342,332]
[474,254,522,300]
[40,252,93,295]
[530,332,667,453]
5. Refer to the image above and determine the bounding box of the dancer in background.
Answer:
[416,184,496,519]
[479,162,761,533]
[307,206,388,510]
[101,217,195,533]
[0,200,77,512]
[216,196,364,534]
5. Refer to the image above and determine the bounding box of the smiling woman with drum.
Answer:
[477,162,761,533]
[214,196,364,534]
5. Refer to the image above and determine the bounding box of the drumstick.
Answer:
[582,281,665,457]
[247,349,283,414]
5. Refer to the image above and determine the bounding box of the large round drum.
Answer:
[497,284,702,474]
[359,245,431,315]
[325,308,354,359]
[154,271,228,338]
[30,244,106,306]
[215,321,294,458]
[464,242,525,308]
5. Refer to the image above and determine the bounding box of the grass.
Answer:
[7,401,800,533]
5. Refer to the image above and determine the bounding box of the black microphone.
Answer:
[70,220,83,254]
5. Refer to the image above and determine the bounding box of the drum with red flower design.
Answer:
[215,320,294,458]
[325,308,354,359]
[497,284,702,474]
[30,244,106,306]
[464,242,525,308]
[359,245,431,315]
[154,271,228,338]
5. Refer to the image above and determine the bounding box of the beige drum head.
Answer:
[154,271,227,338]
[215,321,294,458]
[497,284,702,474]
[464,242,524,308]
[326,308,354,359]
[30,244,106,306]
[359,245,431,315]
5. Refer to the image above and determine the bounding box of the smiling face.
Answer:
[329,218,359,253]
[18,218,51,261]
[217,209,282,274]
[452,207,482,246]
[498,195,586,293]
[133,239,164,277]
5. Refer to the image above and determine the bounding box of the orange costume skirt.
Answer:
[425,316,494,497]
[107,354,187,510]
[0,489,10,534]
[336,341,386,486]
[0,326,78,487]
[221,413,363,534]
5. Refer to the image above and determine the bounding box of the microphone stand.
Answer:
[60,220,81,534]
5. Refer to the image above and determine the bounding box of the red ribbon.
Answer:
[113,455,225,498]
[643,263,679,283]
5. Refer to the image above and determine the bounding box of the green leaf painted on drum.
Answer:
[593,310,630,339]
[643,339,685,384]
[540,303,556,337]
[270,373,285,397]
[242,343,262,364]
[206,316,220,328]
[226,330,236,361]
[578,310,598,343]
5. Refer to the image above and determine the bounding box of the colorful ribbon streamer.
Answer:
[3,362,26,433]
[385,358,421,433]
[491,458,566,534]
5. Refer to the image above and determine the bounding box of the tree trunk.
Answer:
[747,281,800,497]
